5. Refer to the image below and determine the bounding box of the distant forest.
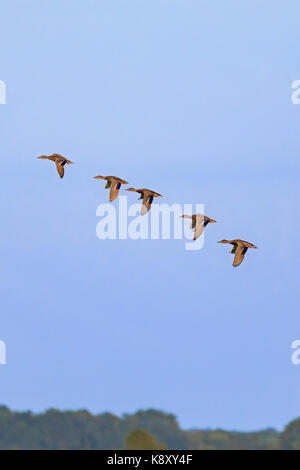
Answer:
[0,405,299,450]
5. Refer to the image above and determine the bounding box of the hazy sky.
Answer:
[1,0,300,431]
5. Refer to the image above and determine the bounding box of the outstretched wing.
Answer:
[141,194,153,215]
[233,244,248,267]
[56,161,64,178]
[193,215,206,240]
[109,180,122,202]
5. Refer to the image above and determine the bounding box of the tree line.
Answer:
[0,405,298,450]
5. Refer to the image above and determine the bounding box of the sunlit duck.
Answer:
[94,175,128,202]
[37,154,73,179]
[181,214,216,240]
[218,239,257,267]
[126,188,163,215]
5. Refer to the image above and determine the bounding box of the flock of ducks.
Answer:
[38,153,257,267]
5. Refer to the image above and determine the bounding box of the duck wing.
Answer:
[193,215,208,240]
[55,161,65,178]
[141,193,153,215]
[233,243,248,267]
[109,180,122,202]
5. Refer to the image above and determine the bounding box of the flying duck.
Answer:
[37,154,73,179]
[181,214,216,240]
[94,175,128,202]
[126,188,163,215]
[218,239,257,267]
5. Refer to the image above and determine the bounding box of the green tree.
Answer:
[122,409,188,449]
[125,429,167,450]
[280,418,300,449]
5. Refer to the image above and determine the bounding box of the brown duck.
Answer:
[181,214,216,240]
[218,239,257,267]
[37,154,73,179]
[94,175,128,202]
[126,188,163,215]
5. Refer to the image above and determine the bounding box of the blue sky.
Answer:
[0,0,300,431]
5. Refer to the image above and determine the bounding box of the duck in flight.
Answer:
[126,188,163,215]
[94,175,128,202]
[218,239,257,267]
[37,154,73,179]
[181,214,216,240]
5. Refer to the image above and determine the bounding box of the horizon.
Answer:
[0,403,287,433]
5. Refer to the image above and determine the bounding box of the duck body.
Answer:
[126,188,163,215]
[37,153,73,178]
[181,214,216,240]
[218,239,257,267]
[94,175,128,201]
